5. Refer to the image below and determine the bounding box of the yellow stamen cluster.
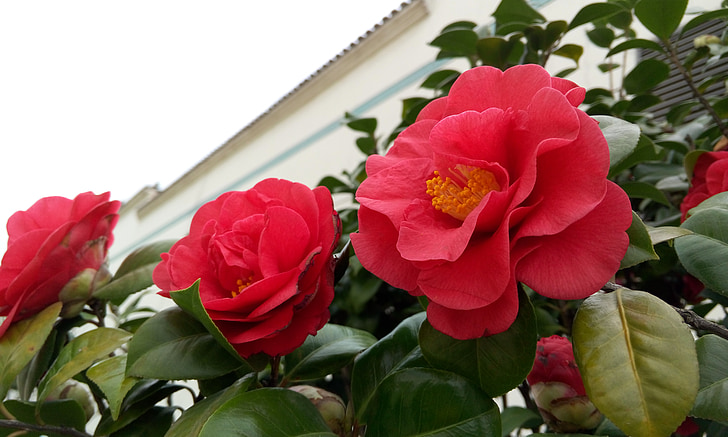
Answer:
[231,275,254,298]
[426,165,500,221]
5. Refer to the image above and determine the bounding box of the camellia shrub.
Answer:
[1,0,727,436]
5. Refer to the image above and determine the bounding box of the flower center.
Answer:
[425,165,500,220]
[231,275,254,298]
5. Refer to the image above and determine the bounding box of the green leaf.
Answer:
[681,8,728,36]
[634,0,688,40]
[3,399,87,436]
[0,302,61,399]
[606,38,665,57]
[684,149,708,179]
[283,323,376,383]
[623,59,670,95]
[647,226,692,245]
[351,312,428,422]
[192,388,336,437]
[37,327,131,405]
[94,239,175,303]
[569,3,628,30]
[691,334,728,420]
[362,368,501,437]
[165,374,257,437]
[609,135,663,178]
[573,287,699,437]
[619,181,670,206]
[346,118,377,135]
[355,136,377,155]
[418,288,537,397]
[420,69,460,92]
[87,355,138,420]
[621,211,659,269]
[676,207,728,295]
[108,406,176,437]
[126,307,246,380]
[552,44,583,63]
[687,192,728,216]
[587,27,615,48]
[493,0,545,30]
[500,406,542,437]
[429,29,478,57]
[593,115,641,170]
[476,37,516,69]
[170,280,246,362]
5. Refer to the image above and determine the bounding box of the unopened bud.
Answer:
[527,335,602,432]
[45,381,95,419]
[58,266,111,318]
[694,34,721,48]
[289,385,346,435]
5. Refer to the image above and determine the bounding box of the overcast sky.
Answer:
[0,1,405,251]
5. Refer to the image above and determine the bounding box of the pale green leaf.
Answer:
[87,355,138,420]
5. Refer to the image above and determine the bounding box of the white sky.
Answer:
[0,1,405,251]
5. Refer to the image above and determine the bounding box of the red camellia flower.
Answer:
[0,192,120,337]
[527,335,602,432]
[153,179,341,358]
[680,150,728,221]
[351,65,632,339]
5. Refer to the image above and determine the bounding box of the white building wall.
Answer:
[110,0,722,269]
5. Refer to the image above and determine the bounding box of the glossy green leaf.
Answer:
[569,3,627,30]
[573,288,699,437]
[351,312,428,421]
[363,368,501,437]
[623,59,670,95]
[681,8,728,35]
[493,0,544,32]
[37,327,131,405]
[109,406,176,437]
[94,240,175,303]
[619,181,670,206]
[419,288,537,397]
[3,398,86,436]
[691,334,728,420]
[192,388,336,436]
[552,44,583,63]
[429,29,478,56]
[126,307,246,380]
[420,69,459,92]
[621,212,659,269]
[593,115,641,170]
[634,0,688,40]
[166,374,257,437]
[676,207,728,295]
[87,355,138,420]
[501,406,542,437]
[647,226,692,245]
[346,117,377,135]
[0,302,61,399]
[283,323,376,383]
[606,38,664,57]
[476,37,515,69]
[686,191,728,216]
[587,27,615,48]
[169,280,246,362]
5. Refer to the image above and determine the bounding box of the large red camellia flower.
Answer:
[153,179,341,358]
[680,150,728,221]
[351,65,632,339]
[0,192,120,337]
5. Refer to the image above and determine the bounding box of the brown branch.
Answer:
[0,420,92,437]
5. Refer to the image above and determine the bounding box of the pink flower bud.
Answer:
[289,385,346,435]
[527,335,602,432]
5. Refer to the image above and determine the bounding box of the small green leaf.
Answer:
[194,388,337,437]
[351,312,428,422]
[3,398,87,435]
[476,37,516,69]
[0,302,61,399]
[647,226,692,245]
[552,44,584,63]
[623,59,670,95]
[37,327,131,405]
[676,207,728,295]
[493,0,545,28]
[573,288,699,437]
[681,9,728,36]
[501,406,543,436]
[429,29,478,57]
[420,69,460,92]
[87,355,138,420]
[621,212,659,269]
[684,149,708,179]
[634,0,688,40]
[606,38,665,57]
[126,308,247,380]
[587,27,615,48]
[593,115,641,170]
[166,374,257,437]
[94,240,175,303]
[609,135,663,178]
[691,334,728,420]
[283,323,376,383]
[419,288,537,397]
[619,181,670,206]
[569,3,627,30]
[363,368,501,437]
[346,118,377,135]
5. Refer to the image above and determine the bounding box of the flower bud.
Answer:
[45,381,95,419]
[694,34,721,47]
[289,385,346,435]
[58,266,112,318]
[527,335,602,432]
